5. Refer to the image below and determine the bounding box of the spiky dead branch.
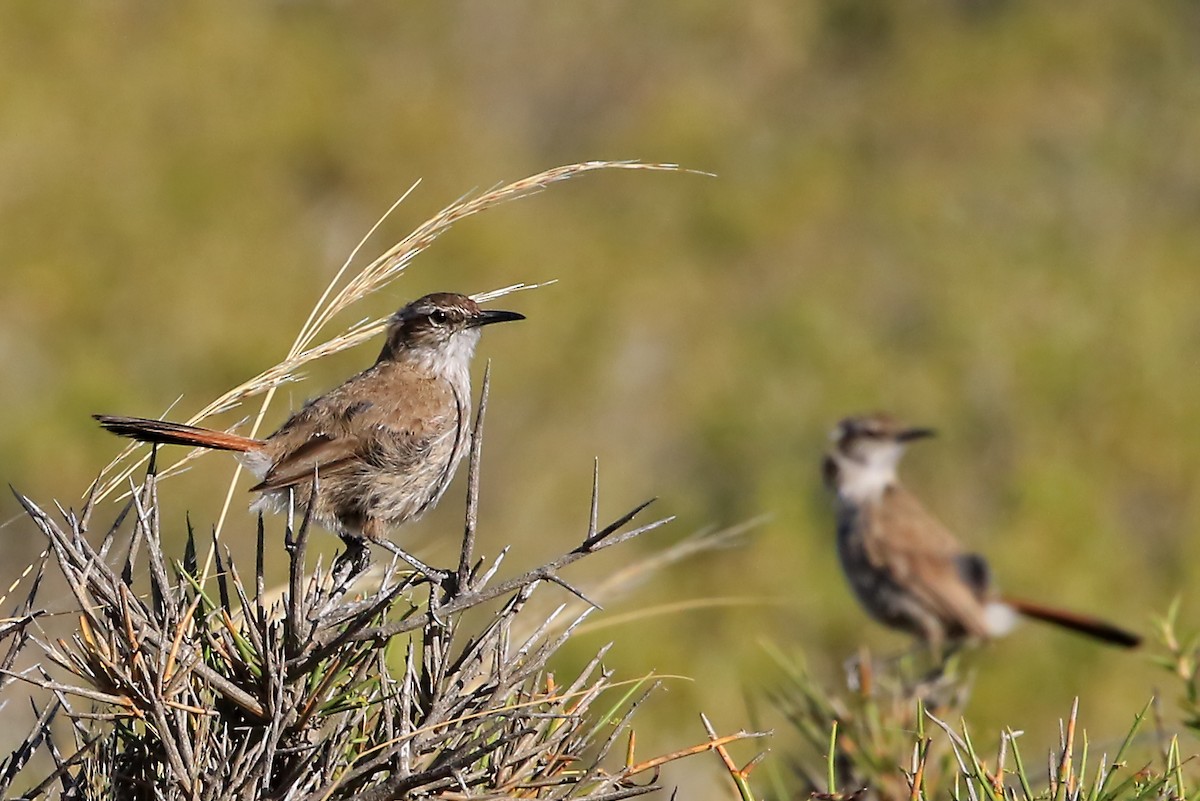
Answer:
[0,387,755,799]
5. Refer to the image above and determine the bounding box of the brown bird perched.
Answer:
[822,413,1141,658]
[96,292,524,581]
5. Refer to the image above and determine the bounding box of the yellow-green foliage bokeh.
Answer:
[1,2,1197,794]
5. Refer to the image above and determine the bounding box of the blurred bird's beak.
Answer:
[897,427,936,442]
[471,309,526,327]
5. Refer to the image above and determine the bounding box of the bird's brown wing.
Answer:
[251,424,445,492]
[866,487,992,638]
[251,434,361,492]
[252,372,457,493]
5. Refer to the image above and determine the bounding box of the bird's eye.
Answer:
[430,310,449,325]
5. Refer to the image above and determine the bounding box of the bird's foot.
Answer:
[370,538,451,587]
[367,540,460,626]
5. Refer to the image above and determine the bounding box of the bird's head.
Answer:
[823,413,934,500]
[379,292,524,369]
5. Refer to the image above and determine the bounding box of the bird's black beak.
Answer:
[897,427,936,442]
[470,309,526,328]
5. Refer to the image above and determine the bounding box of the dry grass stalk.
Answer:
[92,160,693,510]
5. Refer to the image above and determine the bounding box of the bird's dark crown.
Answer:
[832,413,903,448]
[829,412,935,464]
[396,292,481,326]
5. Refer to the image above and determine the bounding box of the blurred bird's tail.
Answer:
[1003,596,1141,648]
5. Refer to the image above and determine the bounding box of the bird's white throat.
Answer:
[835,443,905,503]
[408,329,481,385]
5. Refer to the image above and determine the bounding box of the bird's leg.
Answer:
[362,520,451,587]
[912,649,970,712]
[360,521,455,627]
[330,536,373,596]
[904,627,974,709]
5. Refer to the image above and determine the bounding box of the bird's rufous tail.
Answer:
[1004,596,1141,648]
[93,415,263,453]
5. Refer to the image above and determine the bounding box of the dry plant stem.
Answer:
[925,709,995,799]
[284,490,311,661]
[112,159,681,594]
[299,385,673,653]
[12,491,268,720]
[1055,696,1080,796]
[456,362,490,593]
[345,497,672,647]
[12,730,105,800]
[9,391,757,798]
[92,161,696,512]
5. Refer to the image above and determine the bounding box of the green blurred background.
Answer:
[1,1,1197,794]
